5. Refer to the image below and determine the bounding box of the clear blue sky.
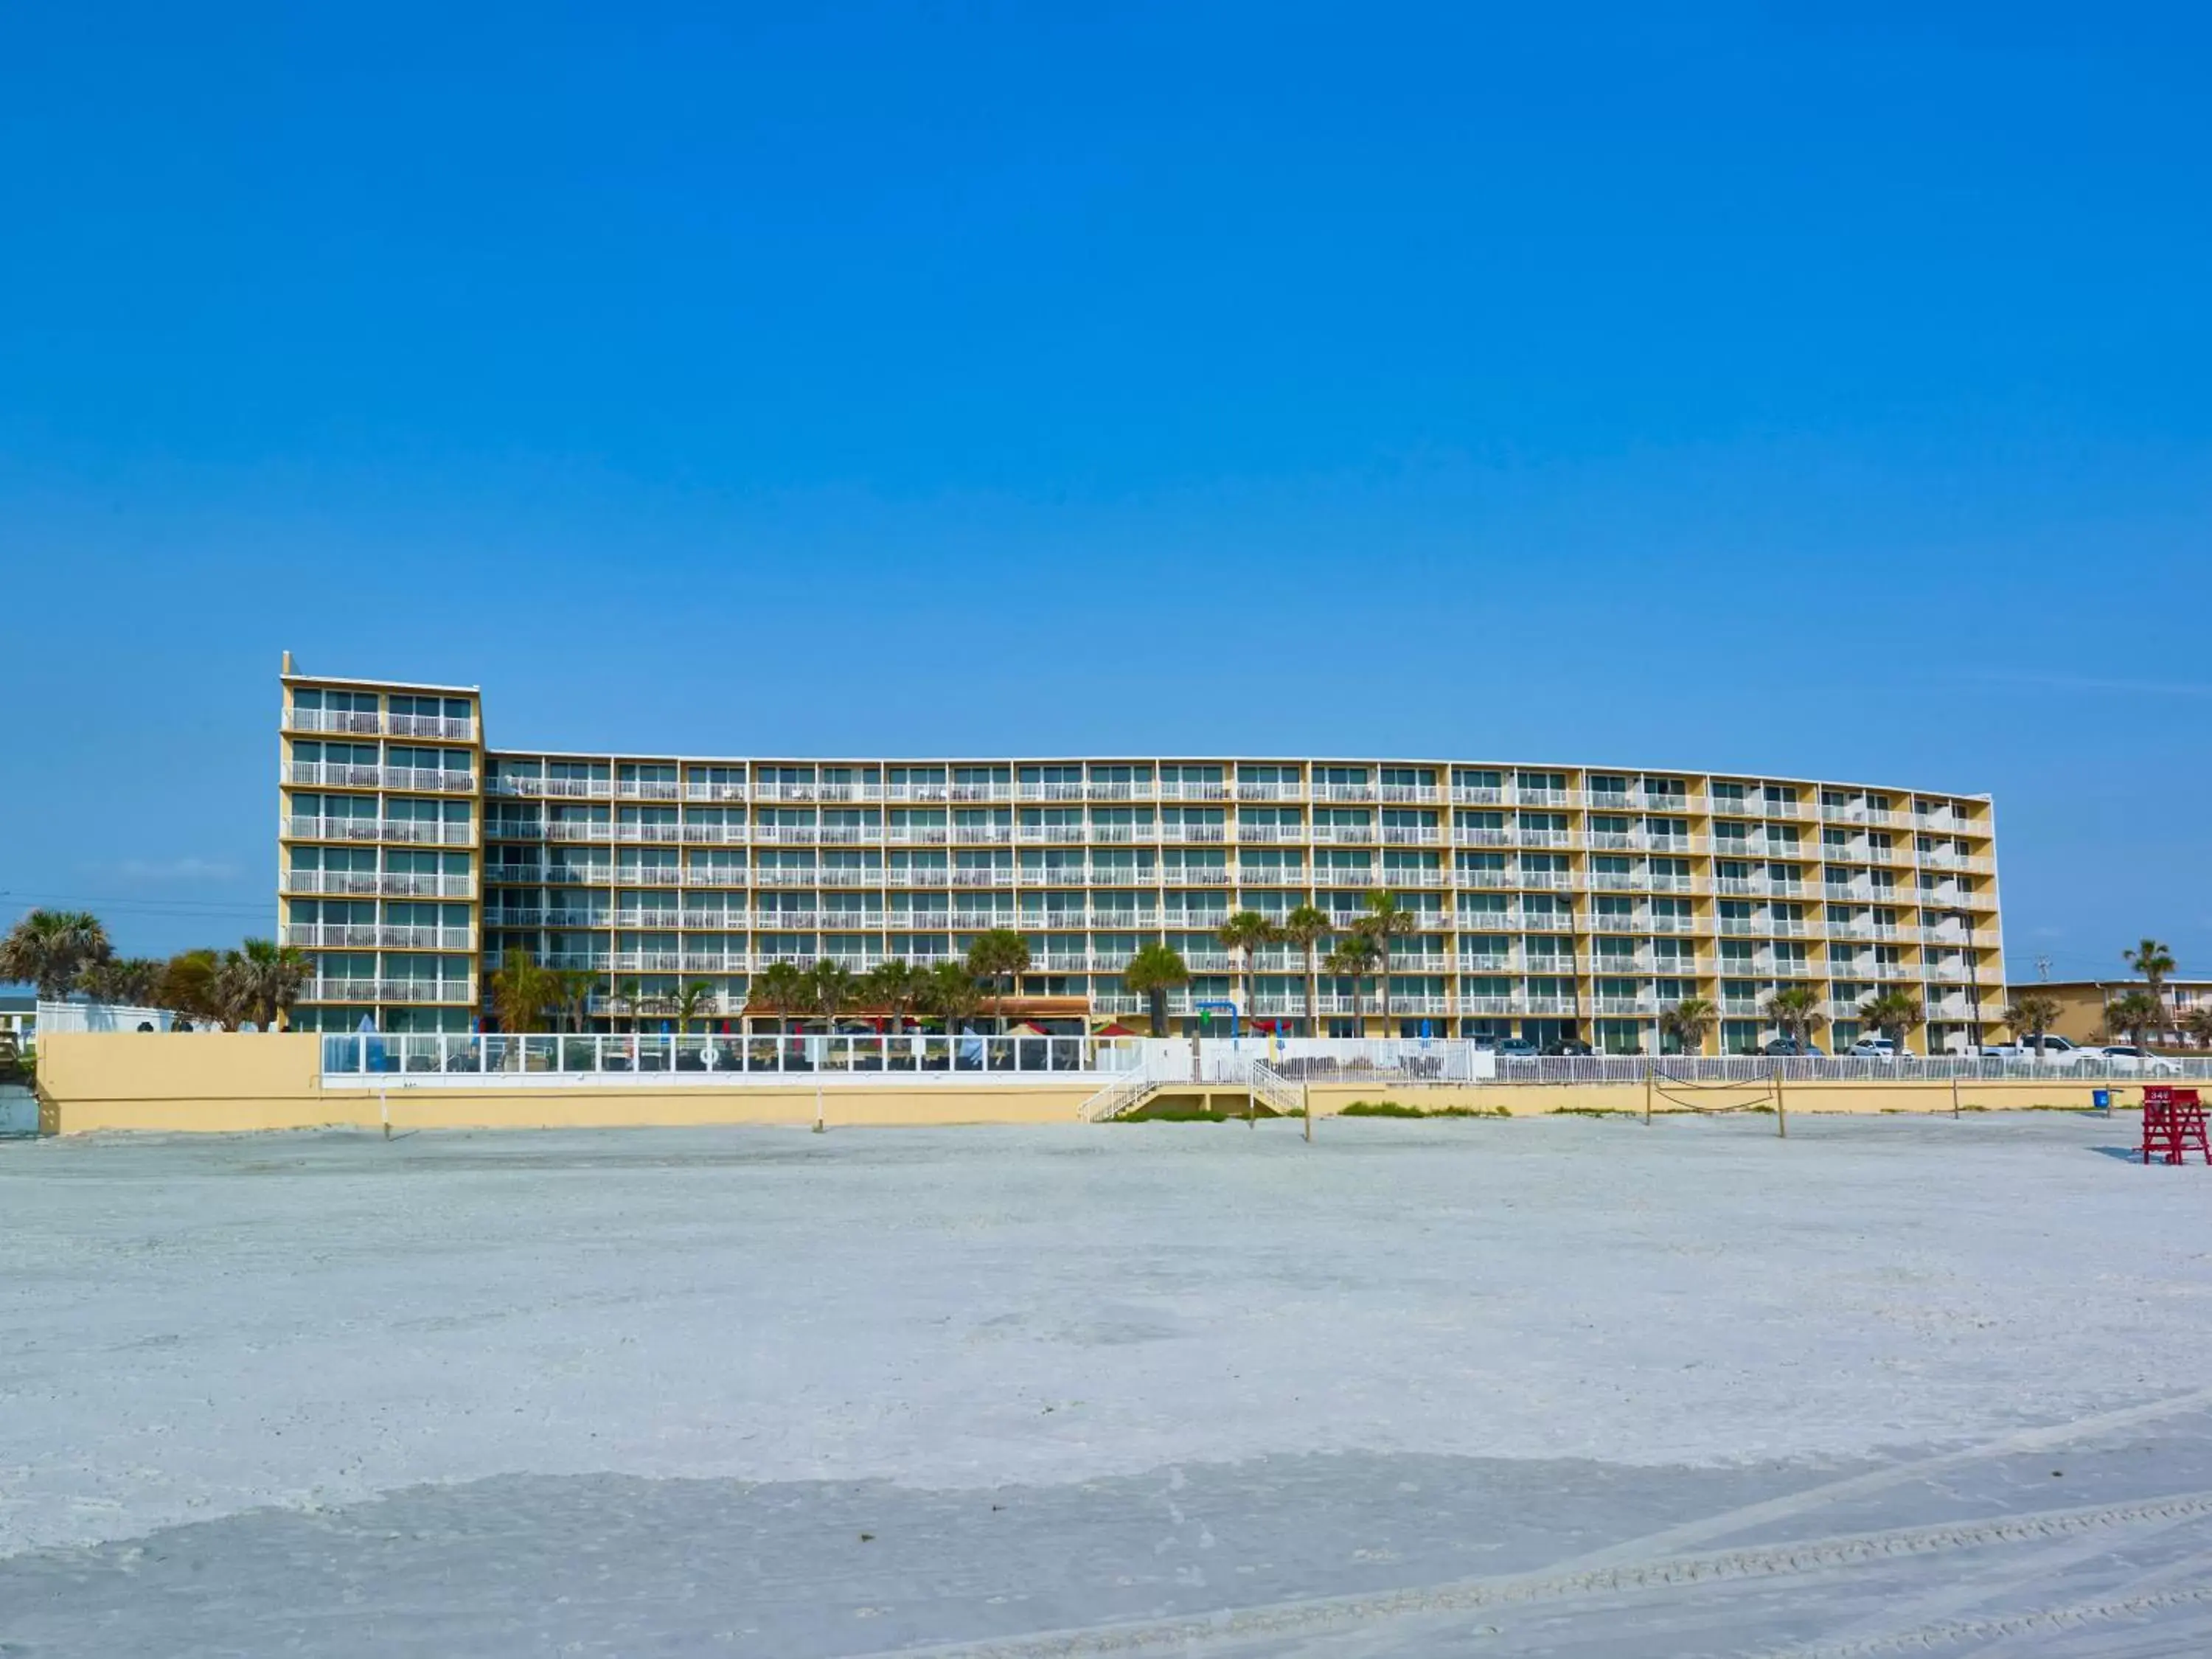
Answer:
[2,2,2207,979]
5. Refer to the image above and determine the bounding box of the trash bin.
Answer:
[2092,1088,2111,1112]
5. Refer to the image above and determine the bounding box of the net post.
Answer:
[1773,1060,1787,1138]
[1644,1059,1653,1127]
[1951,1071,1961,1118]
[1303,1080,1312,1143]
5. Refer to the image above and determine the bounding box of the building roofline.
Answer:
[470,745,1992,801]
[284,672,481,697]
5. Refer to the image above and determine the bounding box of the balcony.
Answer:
[1450,785,1506,806]
[485,774,613,800]
[1379,784,1444,804]
[752,827,818,846]
[613,823,685,844]
[283,762,476,794]
[285,707,479,742]
[302,978,477,1004]
[1516,830,1578,849]
[684,781,748,803]
[283,924,473,950]
[1235,782,1304,802]
[1380,827,1443,846]
[282,870,477,900]
[285,815,473,847]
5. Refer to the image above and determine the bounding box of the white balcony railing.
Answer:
[282,870,477,899]
[302,978,477,1005]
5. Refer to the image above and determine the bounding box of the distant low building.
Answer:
[0,991,34,1044]
[2004,978,2212,1045]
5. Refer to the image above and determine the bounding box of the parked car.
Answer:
[1764,1037,1825,1057]
[1493,1037,1538,1060]
[1978,1037,2087,1066]
[2084,1044,2181,1076]
[1542,1039,1594,1057]
[1848,1037,1897,1061]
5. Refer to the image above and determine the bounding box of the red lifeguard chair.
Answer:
[2140,1086,2211,1166]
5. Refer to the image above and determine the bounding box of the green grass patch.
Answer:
[1340,1099,1512,1119]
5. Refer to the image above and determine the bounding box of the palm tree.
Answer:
[156,949,223,1025]
[1119,942,1190,1037]
[862,959,927,1035]
[674,979,716,1036]
[490,950,560,1033]
[76,956,165,1008]
[231,937,311,1032]
[2006,991,2062,1058]
[554,968,597,1034]
[746,960,809,1034]
[1659,995,1717,1056]
[1279,905,1330,1035]
[2180,1005,2212,1051]
[0,909,113,1002]
[1763,984,1824,1051]
[2105,989,2163,1051]
[1217,910,1279,1030]
[1858,989,1924,1054]
[1323,931,1381,1030]
[805,959,858,1032]
[966,928,1031,1031]
[1353,889,1417,1032]
[2124,938,2177,1038]
[920,959,983,1036]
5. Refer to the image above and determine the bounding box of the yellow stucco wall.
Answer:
[33,1033,2140,1135]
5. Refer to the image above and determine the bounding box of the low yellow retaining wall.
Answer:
[30,1033,2137,1135]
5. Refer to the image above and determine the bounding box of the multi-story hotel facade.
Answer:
[276,662,2006,1054]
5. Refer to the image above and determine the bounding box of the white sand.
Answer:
[5,1113,2211,1655]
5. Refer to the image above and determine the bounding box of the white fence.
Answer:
[35,1000,178,1034]
[302,1032,2212,1089]
[321,1031,1151,1082]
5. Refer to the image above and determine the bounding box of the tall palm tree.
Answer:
[1119,942,1189,1037]
[1279,905,1330,1035]
[1858,989,1924,1054]
[862,959,927,1035]
[0,909,114,1002]
[1353,888,1416,1032]
[920,959,983,1036]
[554,969,597,1034]
[1763,984,1824,1051]
[1324,932,1381,1029]
[1659,995,1717,1056]
[2006,991,2062,1058]
[75,956,166,1008]
[2105,989,2163,1051]
[490,949,560,1033]
[2124,938,2177,1038]
[966,928,1031,1030]
[1217,910,1279,1031]
[746,960,810,1034]
[806,959,858,1032]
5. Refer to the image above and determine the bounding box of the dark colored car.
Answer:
[1542,1039,1594,1057]
[1763,1037,1825,1057]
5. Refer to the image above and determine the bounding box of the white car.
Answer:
[1980,1037,2089,1067]
[1848,1037,1897,1061]
[2083,1045,2181,1076]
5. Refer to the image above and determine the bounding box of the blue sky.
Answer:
[2,2,2207,978]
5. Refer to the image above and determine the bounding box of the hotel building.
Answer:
[276,662,2006,1053]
